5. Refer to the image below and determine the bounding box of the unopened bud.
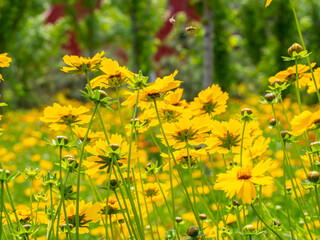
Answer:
[288,43,303,56]
[187,226,199,237]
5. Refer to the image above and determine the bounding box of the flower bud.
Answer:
[185,26,197,32]
[60,223,74,232]
[310,141,320,148]
[97,90,108,100]
[199,213,207,220]
[0,169,10,177]
[288,43,303,56]
[63,155,74,160]
[307,171,320,183]
[175,216,183,223]
[130,118,140,124]
[269,118,276,126]
[232,200,240,207]
[145,163,152,171]
[281,131,291,139]
[270,79,283,87]
[241,108,253,116]
[243,224,255,232]
[22,224,31,231]
[273,220,281,227]
[68,158,79,169]
[187,226,199,237]
[56,136,68,145]
[264,92,276,102]
[109,143,120,151]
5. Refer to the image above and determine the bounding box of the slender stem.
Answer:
[240,120,247,166]
[251,204,285,240]
[153,100,203,231]
[314,185,320,220]
[0,181,4,240]
[97,108,110,144]
[115,86,128,140]
[75,102,98,240]
[104,157,115,240]
[126,89,140,186]
[4,182,19,224]
[235,206,243,240]
[294,58,303,113]
[271,104,313,240]
[288,0,320,103]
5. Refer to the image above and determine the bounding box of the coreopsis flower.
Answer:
[73,125,103,142]
[162,148,207,171]
[205,119,250,154]
[0,53,12,68]
[60,201,100,234]
[138,182,168,203]
[83,134,136,175]
[90,58,134,89]
[9,205,47,224]
[189,84,229,118]
[214,159,273,204]
[0,53,12,81]
[122,70,181,109]
[40,103,91,131]
[61,51,105,74]
[160,113,211,149]
[290,110,320,136]
[100,198,122,215]
[268,63,316,87]
[265,0,273,7]
[163,88,188,107]
[306,67,320,94]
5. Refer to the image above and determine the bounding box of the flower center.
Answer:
[237,167,252,180]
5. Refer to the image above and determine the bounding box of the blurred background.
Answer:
[1,0,320,108]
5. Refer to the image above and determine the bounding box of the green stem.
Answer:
[240,120,247,166]
[115,86,128,140]
[251,204,285,240]
[75,102,98,240]
[0,181,4,240]
[314,185,320,220]
[153,100,203,231]
[288,0,320,103]
[235,207,243,240]
[294,58,303,113]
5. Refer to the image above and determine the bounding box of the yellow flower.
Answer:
[61,51,105,74]
[214,159,273,204]
[40,103,91,130]
[122,70,181,109]
[265,0,272,7]
[189,84,229,117]
[205,119,249,154]
[90,58,134,89]
[61,201,101,234]
[138,182,168,203]
[160,113,211,149]
[73,125,103,142]
[290,110,320,136]
[306,67,320,94]
[268,63,316,87]
[0,53,12,68]
[83,134,136,175]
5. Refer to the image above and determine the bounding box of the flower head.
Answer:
[61,51,105,74]
[189,84,229,117]
[290,110,320,136]
[40,103,91,131]
[214,160,273,204]
[90,58,134,89]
